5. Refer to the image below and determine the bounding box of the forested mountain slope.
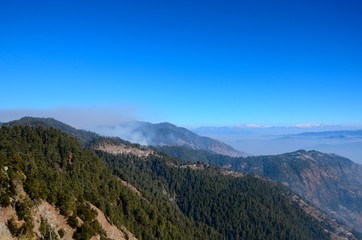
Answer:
[92,138,347,240]
[159,145,362,233]
[0,126,218,239]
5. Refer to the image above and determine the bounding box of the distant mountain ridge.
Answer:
[193,126,362,163]
[194,125,344,136]
[5,117,246,157]
[292,129,362,138]
[96,121,248,157]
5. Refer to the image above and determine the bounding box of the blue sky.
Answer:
[1,0,361,127]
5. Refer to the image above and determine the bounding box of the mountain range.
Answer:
[194,126,362,164]
[94,121,247,157]
[1,117,361,239]
[292,130,362,138]
[1,117,352,239]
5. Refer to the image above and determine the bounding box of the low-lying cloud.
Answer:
[94,123,153,146]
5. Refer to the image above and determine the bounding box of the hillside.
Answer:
[95,145,331,240]
[95,121,247,157]
[159,146,362,233]
[0,123,341,239]
[0,125,218,239]
[239,150,362,231]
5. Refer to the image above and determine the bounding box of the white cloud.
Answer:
[293,123,328,128]
[235,124,272,128]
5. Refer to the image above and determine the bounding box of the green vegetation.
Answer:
[40,217,59,240]
[0,125,217,239]
[97,148,330,240]
[0,124,335,239]
[58,228,65,238]
[159,145,362,237]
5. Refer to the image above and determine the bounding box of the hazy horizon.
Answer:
[2,113,362,164]
[1,111,362,130]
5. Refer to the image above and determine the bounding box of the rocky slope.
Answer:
[0,168,135,240]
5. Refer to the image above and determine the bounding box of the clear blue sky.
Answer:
[1,0,361,127]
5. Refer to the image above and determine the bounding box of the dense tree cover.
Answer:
[97,150,330,240]
[158,146,359,186]
[159,145,362,233]
[157,145,227,164]
[0,126,218,239]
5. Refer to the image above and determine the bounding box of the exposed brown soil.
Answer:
[119,179,143,198]
[95,143,154,158]
[0,207,16,240]
[32,201,75,239]
[89,203,137,240]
